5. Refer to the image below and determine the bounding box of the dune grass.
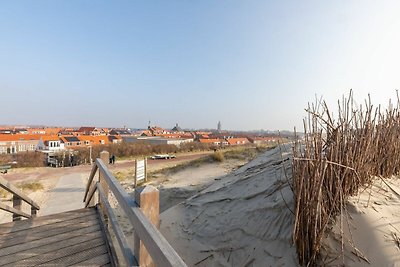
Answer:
[17,181,44,192]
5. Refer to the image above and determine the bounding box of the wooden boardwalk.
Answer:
[0,207,112,266]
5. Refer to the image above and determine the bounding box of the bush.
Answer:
[17,181,43,192]
[0,152,46,168]
[212,151,225,162]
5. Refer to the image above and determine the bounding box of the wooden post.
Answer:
[144,157,148,182]
[99,151,110,220]
[12,195,22,221]
[31,206,37,218]
[134,185,159,267]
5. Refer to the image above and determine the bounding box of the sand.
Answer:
[321,177,400,266]
[160,146,298,267]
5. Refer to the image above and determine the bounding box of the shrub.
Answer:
[212,151,225,162]
[17,181,43,192]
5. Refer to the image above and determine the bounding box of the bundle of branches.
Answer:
[292,90,400,266]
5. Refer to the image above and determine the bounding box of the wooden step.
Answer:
[0,207,112,267]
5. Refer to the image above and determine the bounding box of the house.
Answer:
[248,137,278,144]
[77,127,106,136]
[78,135,110,146]
[37,135,64,151]
[109,129,131,136]
[123,136,193,147]
[226,138,250,146]
[198,138,228,146]
[0,134,40,154]
[148,126,169,136]
[61,136,82,147]
[108,135,123,144]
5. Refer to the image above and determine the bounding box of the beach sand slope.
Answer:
[160,146,298,267]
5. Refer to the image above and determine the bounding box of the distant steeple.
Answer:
[217,121,222,132]
[172,123,182,132]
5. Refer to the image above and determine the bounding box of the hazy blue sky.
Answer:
[1,1,400,130]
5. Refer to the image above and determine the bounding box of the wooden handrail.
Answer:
[0,175,40,221]
[97,184,138,266]
[0,176,40,210]
[84,158,187,267]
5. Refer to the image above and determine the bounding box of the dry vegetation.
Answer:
[292,90,400,266]
[113,146,270,182]
[17,181,44,192]
[0,152,46,168]
[73,142,213,164]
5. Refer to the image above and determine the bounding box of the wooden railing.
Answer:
[83,151,187,267]
[0,175,40,221]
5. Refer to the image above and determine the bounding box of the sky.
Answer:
[1,1,400,131]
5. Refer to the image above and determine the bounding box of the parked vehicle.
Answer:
[0,165,11,174]
[150,154,176,160]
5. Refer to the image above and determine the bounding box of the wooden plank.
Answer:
[0,201,31,220]
[85,181,98,208]
[0,213,99,247]
[0,224,101,257]
[96,159,187,267]
[0,175,40,210]
[0,207,95,234]
[97,184,137,266]
[12,195,22,221]
[71,253,111,266]
[83,164,98,202]
[38,244,108,266]
[0,231,104,265]
[99,151,110,223]
[0,218,98,249]
[134,186,160,267]
[5,237,106,267]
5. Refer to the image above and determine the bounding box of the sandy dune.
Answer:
[160,146,297,267]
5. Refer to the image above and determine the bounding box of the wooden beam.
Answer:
[83,164,98,202]
[0,176,40,210]
[97,184,138,267]
[99,151,110,220]
[12,195,22,221]
[0,202,30,220]
[134,186,160,267]
[96,159,187,267]
[85,182,98,208]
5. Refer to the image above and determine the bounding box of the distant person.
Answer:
[111,155,116,164]
[109,156,113,164]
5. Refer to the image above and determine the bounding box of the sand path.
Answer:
[40,173,86,216]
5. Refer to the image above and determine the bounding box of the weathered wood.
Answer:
[99,151,110,220]
[134,186,160,267]
[84,163,98,202]
[98,184,137,266]
[38,244,108,266]
[31,206,37,217]
[0,218,98,249]
[0,213,98,245]
[0,208,94,235]
[96,159,187,267]
[0,224,101,257]
[12,195,22,221]
[0,202,31,220]
[85,182,99,208]
[1,232,103,266]
[0,175,40,210]
[74,253,111,266]
[5,237,105,267]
